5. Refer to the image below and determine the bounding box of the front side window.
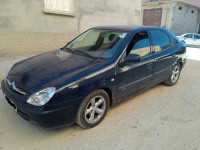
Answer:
[184,34,193,39]
[150,30,171,52]
[194,35,200,40]
[126,31,151,58]
[65,29,128,59]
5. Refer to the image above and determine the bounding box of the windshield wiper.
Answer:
[61,47,75,54]
[73,50,97,59]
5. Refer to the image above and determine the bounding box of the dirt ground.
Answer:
[0,47,200,150]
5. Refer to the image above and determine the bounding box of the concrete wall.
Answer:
[172,2,198,35]
[0,0,142,57]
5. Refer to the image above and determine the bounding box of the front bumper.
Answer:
[1,79,79,128]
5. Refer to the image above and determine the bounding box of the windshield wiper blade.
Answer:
[73,50,97,59]
[61,47,75,53]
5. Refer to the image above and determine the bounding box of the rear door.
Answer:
[115,30,154,101]
[149,29,177,84]
[194,34,200,46]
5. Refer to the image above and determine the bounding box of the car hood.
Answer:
[7,50,107,94]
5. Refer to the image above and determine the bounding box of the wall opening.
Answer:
[143,8,162,27]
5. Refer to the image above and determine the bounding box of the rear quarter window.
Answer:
[194,35,200,39]
[150,30,171,52]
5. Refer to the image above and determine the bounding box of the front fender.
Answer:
[48,67,116,106]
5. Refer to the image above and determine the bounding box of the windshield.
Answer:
[65,29,128,59]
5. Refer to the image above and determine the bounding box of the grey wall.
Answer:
[171,2,198,35]
[0,0,142,57]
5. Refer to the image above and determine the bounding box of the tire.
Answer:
[164,63,181,86]
[75,89,109,128]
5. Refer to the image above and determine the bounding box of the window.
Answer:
[44,0,74,16]
[66,29,127,59]
[150,30,171,52]
[184,34,193,39]
[194,35,200,40]
[127,31,151,58]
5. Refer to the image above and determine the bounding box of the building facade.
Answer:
[142,0,200,35]
[0,0,142,57]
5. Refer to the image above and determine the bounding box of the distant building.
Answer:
[142,0,200,35]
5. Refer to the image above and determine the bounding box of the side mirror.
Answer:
[126,54,141,63]
[119,54,141,67]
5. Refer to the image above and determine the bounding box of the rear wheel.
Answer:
[76,89,109,128]
[164,63,181,86]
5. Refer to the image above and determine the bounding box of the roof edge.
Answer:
[142,0,200,9]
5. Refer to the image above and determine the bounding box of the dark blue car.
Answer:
[1,25,186,128]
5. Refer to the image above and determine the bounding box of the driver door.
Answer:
[114,31,154,101]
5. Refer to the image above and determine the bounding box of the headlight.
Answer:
[27,87,56,106]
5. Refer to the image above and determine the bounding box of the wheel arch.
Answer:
[176,59,183,70]
[100,87,113,107]
[178,62,183,70]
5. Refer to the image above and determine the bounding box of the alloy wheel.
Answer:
[84,96,106,124]
[171,65,180,83]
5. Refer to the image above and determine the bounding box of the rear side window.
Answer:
[194,35,200,39]
[150,30,171,52]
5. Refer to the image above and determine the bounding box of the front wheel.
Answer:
[75,89,109,128]
[164,63,181,86]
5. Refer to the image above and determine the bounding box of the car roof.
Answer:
[182,33,200,35]
[92,25,162,32]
